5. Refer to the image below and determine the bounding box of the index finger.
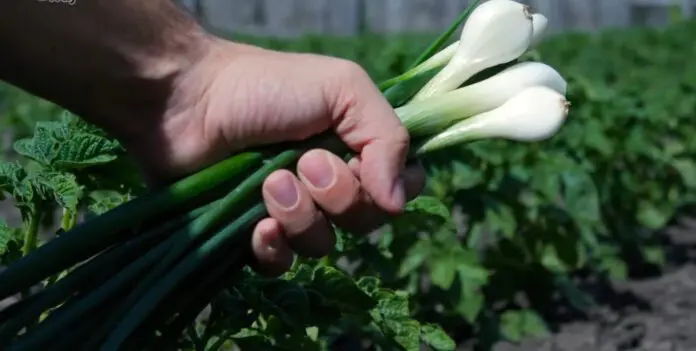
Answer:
[324,59,411,214]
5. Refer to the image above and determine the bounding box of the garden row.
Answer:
[1,18,696,350]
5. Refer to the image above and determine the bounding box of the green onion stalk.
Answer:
[0,0,573,349]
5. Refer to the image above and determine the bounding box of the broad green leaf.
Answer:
[499,311,524,343]
[0,220,17,256]
[0,162,25,191]
[456,289,484,324]
[13,125,55,165]
[429,250,458,290]
[271,287,311,325]
[455,249,489,285]
[554,275,595,311]
[231,335,273,350]
[0,220,22,265]
[637,201,670,230]
[88,190,133,215]
[56,111,110,137]
[450,161,484,190]
[386,318,421,351]
[397,239,432,278]
[541,245,568,273]
[310,266,375,312]
[594,244,628,280]
[33,170,83,212]
[373,290,411,320]
[583,119,613,156]
[357,276,381,296]
[259,294,300,329]
[599,256,628,281]
[333,226,348,252]
[457,265,489,286]
[285,263,314,284]
[420,324,456,351]
[401,195,455,231]
[500,310,550,342]
[555,276,595,311]
[561,170,600,224]
[519,310,550,338]
[671,158,696,188]
[642,245,666,266]
[483,199,517,239]
[52,133,121,169]
[13,114,122,170]
[540,234,586,274]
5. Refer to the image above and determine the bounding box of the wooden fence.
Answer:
[178,0,695,38]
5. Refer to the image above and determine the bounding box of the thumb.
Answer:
[323,60,411,214]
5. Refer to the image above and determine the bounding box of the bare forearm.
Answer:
[0,0,214,141]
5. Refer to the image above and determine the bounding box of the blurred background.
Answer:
[178,0,693,37]
[3,1,696,350]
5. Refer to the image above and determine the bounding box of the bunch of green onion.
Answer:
[0,0,570,349]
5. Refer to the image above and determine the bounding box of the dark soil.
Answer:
[491,214,696,351]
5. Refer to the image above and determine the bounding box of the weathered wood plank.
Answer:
[383,0,409,34]
[562,0,599,31]
[363,0,388,33]
[598,0,632,28]
[684,0,695,17]
[194,0,682,38]
[403,0,449,33]
[264,0,326,37]
[325,0,362,35]
[202,0,265,35]
[632,1,671,27]
[529,0,564,33]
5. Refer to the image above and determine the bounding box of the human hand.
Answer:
[125,39,426,276]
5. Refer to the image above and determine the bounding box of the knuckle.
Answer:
[333,58,367,79]
[329,59,372,91]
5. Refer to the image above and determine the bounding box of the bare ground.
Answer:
[491,215,696,351]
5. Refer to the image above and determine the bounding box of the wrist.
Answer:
[95,28,218,145]
[119,37,256,181]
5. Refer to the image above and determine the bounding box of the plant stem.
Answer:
[20,211,42,300]
[59,208,76,232]
[21,211,41,258]
[43,209,79,293]
[378,69,418,91]
[17,210,42,326]
[187,325,204,351]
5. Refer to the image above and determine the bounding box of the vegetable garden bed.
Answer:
[1,11,696,351]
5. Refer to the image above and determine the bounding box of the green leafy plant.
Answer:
[0,10,694,351]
